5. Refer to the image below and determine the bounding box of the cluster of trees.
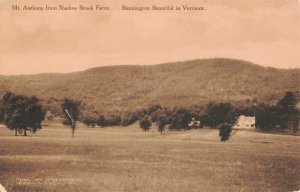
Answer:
[0,91,299,140]
[255,92,299,132]
[0,92,82,137]
[78,95,299,134]
[0,92,45,136]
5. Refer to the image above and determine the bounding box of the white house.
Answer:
[233,115,255,129]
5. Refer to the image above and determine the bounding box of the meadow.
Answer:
[0,124,299,192]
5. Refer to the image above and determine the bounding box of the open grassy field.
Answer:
[0,124,299,192]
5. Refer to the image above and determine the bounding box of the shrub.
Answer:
[219,124,232,142]
[82,116,97,127]
[107,115,122,126]
[162,107,173,124]
[169,108,194,130]
[139,116,152,131]
[169,114,183,130]
[157,115,167,134]
[97,115,107,127]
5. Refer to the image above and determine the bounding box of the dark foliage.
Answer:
[255,104,279,130]
[106,115,122,126]
[169,114,184,130]
[97,115,107,127]
[200,102,238,128]
[182,112,193,129]
[199,114,213,128]
[162,107,174,124]
[139,116,152,132]
[157,115,167,134]
[237,106,257,117]
[82,116,97,127]
[219,124,232,142]
[169,108,200,130]
[0,91,45,136]
[61,98,82,137]
[277,91,299,132]
[255,92,299,132]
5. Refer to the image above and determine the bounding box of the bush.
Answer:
[157,115,167,134]
[169,108,195,130]
[162,107,173,124]
[139,116,152,132]
[169,114,183,130]
[82,116,97,127]
[219,124,232,142]
[97,115,107,127]
[106,115,121,126]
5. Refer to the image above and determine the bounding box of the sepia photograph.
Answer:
[0,0,300,191]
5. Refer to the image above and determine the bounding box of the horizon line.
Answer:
[1,57,299,76]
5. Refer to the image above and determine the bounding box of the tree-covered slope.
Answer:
[0,58,299,111]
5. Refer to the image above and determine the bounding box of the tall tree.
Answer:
[0,91,45,136]
[255,104,279,130]
[61,98,81,138]
[277,92,299,132]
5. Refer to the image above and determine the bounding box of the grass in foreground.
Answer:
[0,124,299,192]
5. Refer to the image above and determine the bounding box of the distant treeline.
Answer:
[0,91,299,136]
[77,91,299,133]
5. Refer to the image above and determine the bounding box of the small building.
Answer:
[188,118,200,128]
[233,115,255,129]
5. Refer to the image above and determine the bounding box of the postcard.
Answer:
[0,0,299,191]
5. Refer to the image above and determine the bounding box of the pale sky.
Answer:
[0,0,300,75]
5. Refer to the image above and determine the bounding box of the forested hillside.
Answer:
[0,58,299,112]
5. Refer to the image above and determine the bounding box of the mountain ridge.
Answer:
[0,58,299,112]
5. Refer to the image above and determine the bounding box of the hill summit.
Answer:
[0,58,299,111]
